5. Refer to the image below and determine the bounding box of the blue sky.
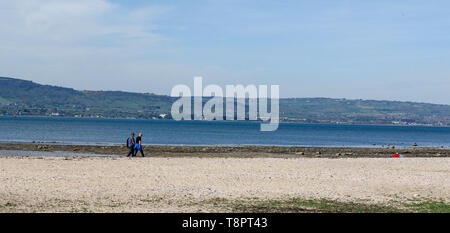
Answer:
[0,0,449,104]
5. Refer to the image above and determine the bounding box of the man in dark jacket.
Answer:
[126,132,136,157]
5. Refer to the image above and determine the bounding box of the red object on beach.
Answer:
[393,153,399,158]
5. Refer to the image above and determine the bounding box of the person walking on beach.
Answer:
[126,132,136,157]
[135,132,145,157]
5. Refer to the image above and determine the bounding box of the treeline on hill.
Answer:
[1,77,449,125]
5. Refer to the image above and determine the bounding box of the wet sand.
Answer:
[0,142,449,158]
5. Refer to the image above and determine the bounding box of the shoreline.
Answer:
[0,142,449,158]
[1,156,449,212]
[1,144,449,212]
[1,115,449,127]
[3,140,450,149]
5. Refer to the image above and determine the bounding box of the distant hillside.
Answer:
[0,77,174,119]
[1,77,449,125]
[279,98,450,125]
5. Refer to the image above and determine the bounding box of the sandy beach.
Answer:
[1,154,449,212]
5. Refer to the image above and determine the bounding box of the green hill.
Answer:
[279,98,450,125]
[1,77,449,125]
[0,77,174,119]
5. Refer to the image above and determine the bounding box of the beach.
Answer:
[0,144,449,212]
[1,142,449,158]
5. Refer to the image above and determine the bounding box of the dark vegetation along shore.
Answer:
[0,143,448,158]
[1,76,450,125]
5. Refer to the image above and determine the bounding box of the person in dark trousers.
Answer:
[134,132,145,157]
[126,132,136,157]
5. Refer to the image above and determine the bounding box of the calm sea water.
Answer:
[0,116,449,147]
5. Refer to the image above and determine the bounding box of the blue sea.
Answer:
[0,116,449,147]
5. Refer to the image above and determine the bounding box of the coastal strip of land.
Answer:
[0,142,449,158]
[0,146,449,212]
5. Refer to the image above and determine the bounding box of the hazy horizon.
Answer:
[1,0,449,104]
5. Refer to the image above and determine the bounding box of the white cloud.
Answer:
[0,0,176,91]
[1,1,449,104]
[0,0,263,95]
[0,0,166,43]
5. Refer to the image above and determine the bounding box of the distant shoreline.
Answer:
[1,115,448,128]
[2,77,449,127]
